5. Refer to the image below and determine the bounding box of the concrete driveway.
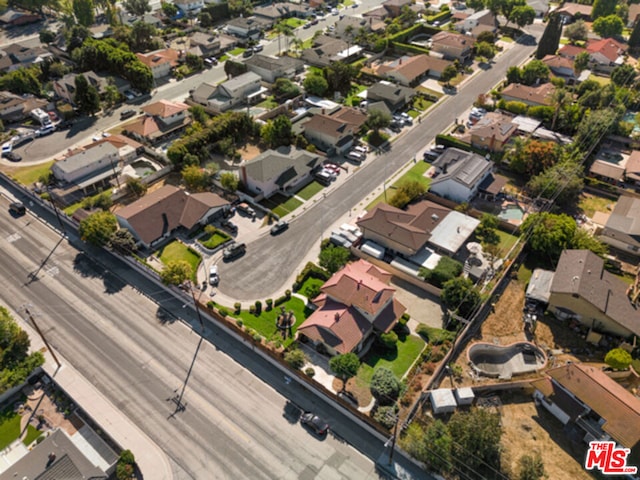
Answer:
[390,278,445,330]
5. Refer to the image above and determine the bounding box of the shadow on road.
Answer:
[517,34,537,46]
[72,253,126,294]
[283,400,302,424]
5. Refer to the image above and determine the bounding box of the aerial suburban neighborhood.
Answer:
[0,0,639,478]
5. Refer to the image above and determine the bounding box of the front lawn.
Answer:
[416,86,444,99]
[229,47,245,56]
[155,240,201,281]
[233,297,312,347]
[413,96,434,111]
[8,161,54,186]
[0,409,20,450]
[366,161,432,210]
[578,193,614,217]
[280,17,305,28]
[261,193,303,218]
[198,229,231,249]
[357,333,426,384]
[297,181,324,200]
[298,276,324,298]
[23,424,42,446]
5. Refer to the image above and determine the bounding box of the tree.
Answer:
[182,165,210,191]
[73,0,95,26]
[161,1,178,17]
[0,66,42,96]
[199,11,213,28]
[610,64,636,87]
[228,0,252,16]
[629,19,640,49]
[79,211,118,246]
[131,21,158,52]
[318,245,350,274]
[220,172,239,192]
[189,105,208,124]
[521,212,576,261]
[592,14,624,38]
[604,348,632,370]
[509,5,535,28]
[575,108,619,147]
[126,177,147,197]
[526,160,584,209]
[116,450,136,480]
[39,29,55,44]
[160,260,192,286]
[477,31,496,44]
[329,353,360,391]
[441,277,481,319]
[420,256,463,287]
[574,51,590,73]
[476,213,500,243]
[303,74,328,97]
[123,0,151,16]
[224,59,247,78]
[74,74,101,115]
[571,228,608,257]
[273,78,300,99]
[284,349,306,369]
[564,19,587,44]
[324,61,359,96]
[260,115,294,149]
[518,452,546,480]
[370,367,401,405]
[109,229,138,255]
[366,109,391,132]
[521,59,550,86]
[536,13,562,59]
[440,64,458,87]
[591,0,617,20]
[389,180,426,209]
[185,53,204,72]
[474,41,496,61]
[449,408,502,478]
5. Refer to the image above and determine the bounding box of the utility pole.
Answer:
[25,309,61,369]
[47,186,66,236]
[388,414,399,465]
[189,282,205,333]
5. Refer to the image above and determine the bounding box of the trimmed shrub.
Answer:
[379,331,399,351]
[266,298,273,310]
[504,100,528,115]
[400,313,411,324]
[218,307,228,317]
[236,319,243,328]
[285,349,306,369]
[435,134,487,155]
[249,305,256,315]
[253,333,262,342]
[295,262,331,286]
[371,367,402,405]
[234,302,241,314]
[416,324,456,345]
[207,301,215,309]
[255,300,262,315]
[373,405,397,429]
[305,367,315,377]
[285,289,291,300]
[605,348,632,370]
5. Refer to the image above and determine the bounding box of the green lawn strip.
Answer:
[219,54,229,62]
[22,424,42,446]
[156,240,201,281]
[578,194,614,217]
[365,160,433,209]
[496,229,519,255]
[198,230,231,249]
[308,66,324,76]
[257,96,278,109]
[357,334,426,384]
[9,161,54,186]
[297,181,324,200]
[298,276,324,298]
[588,74,610,86]
[229,47,244,56]
[63,190,108,216]
[415,86,444,99]
[407,109,419,118]
[0,410,20,450]
[281,17,304,28]
[233,298,311,346]
[516,263,533,286]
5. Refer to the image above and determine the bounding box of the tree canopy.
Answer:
[318,244,350,274]
[79,211,118,246]
[536,13,562,59]
[123,0,151,16]
[370,367,402,405]
[160,261,193,286]
[329,353,360,390]
[521,212,576,261]
[74,74,101,115]
[441,277,482,320]
[303,73,329,97]
[260,115,294,149]
[592,14,624,38]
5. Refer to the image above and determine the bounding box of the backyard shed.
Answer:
[430,389,457,414]
[525,269,554,305]
[454,387,475,406]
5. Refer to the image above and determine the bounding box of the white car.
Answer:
[209,265,219,286]
[347,151,365,162]
[353,145,368,155]
[331,7,338,15]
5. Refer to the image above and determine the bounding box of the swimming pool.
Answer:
[498,205,524,221]
[468,342,547,379]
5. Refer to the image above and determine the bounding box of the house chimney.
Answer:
[399,57,402,65]
[357,279,362,289]
[335,312,340,321]
[322,108,325,114]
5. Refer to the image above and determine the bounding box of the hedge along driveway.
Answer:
[155,240,202,282]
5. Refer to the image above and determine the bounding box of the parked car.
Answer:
[243,47,254,58]
[209,265,219,286]
[4,151,21,162]
[331,7,339,15]
[1,142,12,155]
[120,109,136,120]
[423,150,440,162]
[237,202,256,217]
[48,111,59,121]
[310,18,319,25]
[9,202,25,216]
[36,125,55,137]
[270,220,289,235]
[300,412,329,435]
[253,44,263,52]
[321,168,337,180]
[223,242,246,260]
[303,22,311,29]
[347,150,365,162]
[353,145,368,155]
[221,219,237,232]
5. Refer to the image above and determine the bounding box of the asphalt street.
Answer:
[217,24,544,300]
[0,192,430,480]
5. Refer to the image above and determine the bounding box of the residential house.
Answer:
[244,54,304,83]
[548,249,640,338]
[430,31,475,62]
[382,0,413,17]
[240,146,320,199]
[625,150,640,186]
[500,82,555,107]
[374,54,452,86]
[589,160,625,185]
[0,429,111,480]
[527,0,549,18]
[301,35,351,68]
[117,11,163,28]
[125,100,191,145]
[0,9,41,27]
[192,72,263,113]
[334,15,372,39]
[53,71,130,106]
[456,9,497,34]
[0,91,46,122]
[466,112,517,152]
[116,185,229,248]
[541,54,579,84]
[555,2,592,23]
[366,81,415,112]
[226,17,269,40]
[532,363,640,454]
[175,0,205,16]
[188,31,221,58]
[558,44,586,61]
[585,38,627,74]
[428,147,495,203]
[356,201,451,257]
[363,5,390,22]
[253,2,312,25]
[297,259,406,356]
[218,33,239,53]
[1,42,52,71]
[136,48,181,80]
[628,3,640,27]
[599,196,640,256]
[52,142,122,191]
[302,107,365,154]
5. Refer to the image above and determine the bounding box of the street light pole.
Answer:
[189,282,205,333]
[47,186,66,236]
[388,414,399,466]
[25,309,62,370]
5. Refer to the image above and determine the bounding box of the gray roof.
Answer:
[55,142,119,175]
[244,54,304,72]
[526,268,554,303]
[605,196,640,235]
[220,71,261,97]
[430,147,492,189]
[367,81,414,103]
[551,249,640,336]
[0,429,106,480]
[193,81,217,100]
[244,146,319,183]
[428,211,479,254]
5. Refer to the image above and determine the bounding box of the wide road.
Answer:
[0,195,429,480]
[217,24,543,300]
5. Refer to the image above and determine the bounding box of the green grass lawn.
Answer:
[578,193,614,217]
[301,38,313,50]
[257,96,279,109]
[22,424,42,446]
[234,297,312,347]
[280,17,305,28]
[588,74,610,86]
[496,229,519,255]
[517,263,533,286]
[229,47,245,56]
[416,87,444,99]
[357,334,425,384]
[219,54,229,62]
[366,161,432,210]
[198,230,231,249]
[8,161,54,186]
[0,409,20,450]
[297,181,324,200]
[262,193,303,217]
[412,97,433,111]
[155,241,201,281]
[308,66,324,76]
[298,276,324,298]
[406,109,419,118]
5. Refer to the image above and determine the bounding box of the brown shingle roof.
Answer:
[501,82,555,106]
[116,185,228,245]
[329,106,368,130]
[135,48,180,68]
[304,113,357,139]
[546,363,640,448]
[431,31,474,48]
[142,99,189,118]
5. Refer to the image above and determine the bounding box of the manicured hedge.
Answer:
[435,134,488,155]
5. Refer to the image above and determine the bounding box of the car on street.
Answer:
[253,44,263,52]
[270,220,289,235]
[331,7,338,15]
[243,47,254,58]
[300,412,329,436]
[310,18,319,25]
[120,109,136,120]
[209,265,219,286]
[223,242,246,260]
[303,22,311,29]
[1,142,12,155]
[9,202,25,216]
[3,151,22,162]
[36,125,55,137]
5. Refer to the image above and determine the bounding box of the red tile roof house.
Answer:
[297,259,406,357]
[586,38,628,74]
[531,363,640,460]
[124,100,191,145]
[541,54,579,84]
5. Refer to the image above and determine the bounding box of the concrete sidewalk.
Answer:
[15,309,174,480]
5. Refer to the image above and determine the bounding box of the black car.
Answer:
[242,48,253,58]
[270,220,289,235]
[3,152,21,162]
[9,202,25,216]
[300,412,329,436]
[120,109,136,120]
